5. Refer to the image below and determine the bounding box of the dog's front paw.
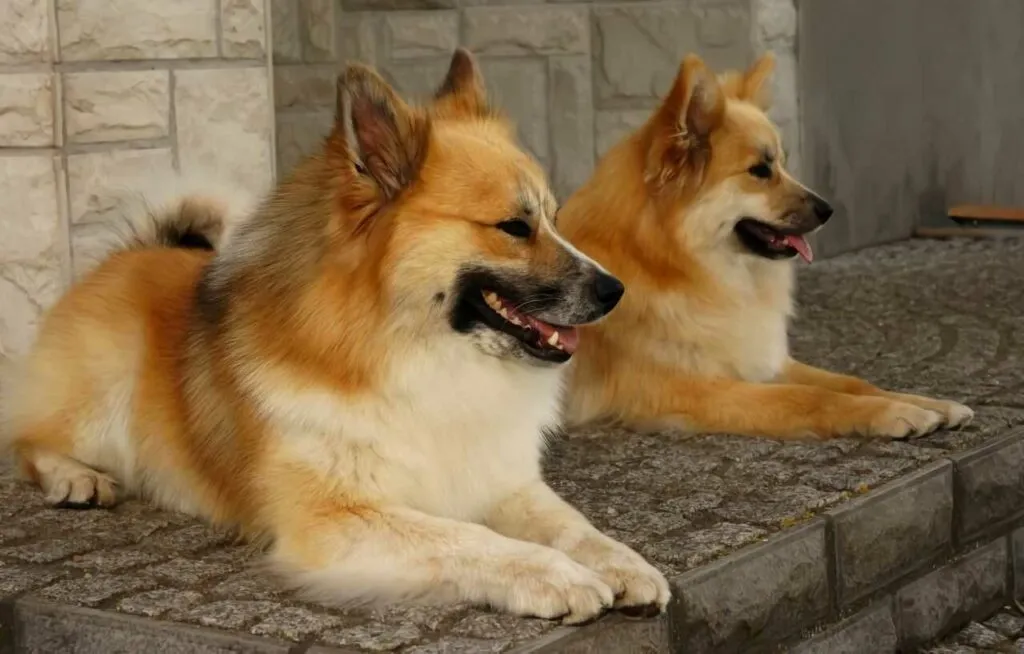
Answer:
[891,394,974,430]
[499,548,615,625]
[868,400,943,439]
[564,535,671,615]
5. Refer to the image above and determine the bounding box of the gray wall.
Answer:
[800,0,1024,257]
[272,0,802,202]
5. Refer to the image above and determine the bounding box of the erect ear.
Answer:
[432,48,488,118]
[330,63,429,202]
[741,53,775,109]
[648,55,725,185]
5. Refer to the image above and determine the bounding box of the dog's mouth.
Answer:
[734,218,814,263]
[466,290,578,363]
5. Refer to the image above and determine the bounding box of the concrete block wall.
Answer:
[272,0,802,199]
[0,0,275,361]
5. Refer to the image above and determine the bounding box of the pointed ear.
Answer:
[648,55,724,185]
[432,48,488,118]
[742,53,775,109]
[660,54,725,141]
[330,63,429,201]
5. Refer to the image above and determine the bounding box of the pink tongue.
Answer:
[784,235,813,263]
[525,316,579,354]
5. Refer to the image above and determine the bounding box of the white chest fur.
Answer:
[642,257,795,383]
[256,340,563,522]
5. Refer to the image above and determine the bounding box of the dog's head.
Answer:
[641,53,832,263]
[320,50,622,366]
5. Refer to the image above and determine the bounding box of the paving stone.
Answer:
[0,565,69,598]
[449,610,553,641]
[831,461,954,606]
[404,637,513,653]
[117,588,206,618]
[953,434,1024,542]
[208,570,283,601]
[320,621,424,651]
[670,521,829,653]
[34,573,158,607]
[896,539,1009,650]
[984,610,1024,638]
[64,549,167,572]
[173,600,282,631]
[950,621,1009,647]
[792,601,897,654]
[249,606,347,642]
[144,557,237,585]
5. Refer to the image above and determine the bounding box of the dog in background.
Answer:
[1,50,668,623]
[557,53,973,440]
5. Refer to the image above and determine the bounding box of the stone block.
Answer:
[791,602,898,654]
[754,0,797,49]
[384,11,458,60]
[895,539,1009,651]
[593,4,750,107]
[341,0,457,11]
[66,148,173,276]
[831,461,953,606]
[697,2,751,48]
[0,156,61,265]
[381,59,452,103]
[33,574,157,607]
[480,58,549,168]
[221,0,266,58]
[463,7,589,57]
[9,600,292,653]
[301,0,335,62]
[117,589,205,618]
[57,0,217,61]
[270,0,301,63]
[275,111,333,177]
[548,56,594,202]
[594,110,650,159]
[338,12,383,67]
[669,521,829,653]
[274,65,337,111]
[0,0,50,64]
[953,432,1024,542]
[0,73,54,147]
[174,67,273,190]
[63,71,170,144]
[1013,527,1024,599]
[250,607,346,642]
[517,617,668,654]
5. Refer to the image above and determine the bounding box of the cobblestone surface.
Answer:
[926,605,1024,652]
[1,237,1023,651]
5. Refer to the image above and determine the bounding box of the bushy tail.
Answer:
[73,170,263,273]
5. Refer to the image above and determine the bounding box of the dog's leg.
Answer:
[485,481,670,614]
[268,501,614,624]
[621,376,945,440]
[782,359,974,428]
[13,440,118,509]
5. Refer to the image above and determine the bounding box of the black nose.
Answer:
[811,194,833,224]
[593,272,625,312]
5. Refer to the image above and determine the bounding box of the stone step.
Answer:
[2,237,1024,653]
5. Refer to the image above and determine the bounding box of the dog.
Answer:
[557,53,973,440]
[0,50,669,622]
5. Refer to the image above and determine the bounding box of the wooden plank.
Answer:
[948,204,1024,224]
[915,226,1024,239]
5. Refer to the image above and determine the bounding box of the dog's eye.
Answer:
[496,219,532,239]
[748,163,773,179]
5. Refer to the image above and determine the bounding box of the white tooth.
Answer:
[547,332,559,347]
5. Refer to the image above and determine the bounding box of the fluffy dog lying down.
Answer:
[559,53,973,441]
[1,50,669,623]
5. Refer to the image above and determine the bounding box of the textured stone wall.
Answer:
[0,0,274,360]
[272,0,801,200]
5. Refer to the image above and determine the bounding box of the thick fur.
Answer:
[559,53,973,440]
[0,50,668,623]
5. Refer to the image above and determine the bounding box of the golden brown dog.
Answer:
[558,53,973,440]
[1,50,668,622]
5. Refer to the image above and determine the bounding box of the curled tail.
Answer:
[74,171,262,272]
